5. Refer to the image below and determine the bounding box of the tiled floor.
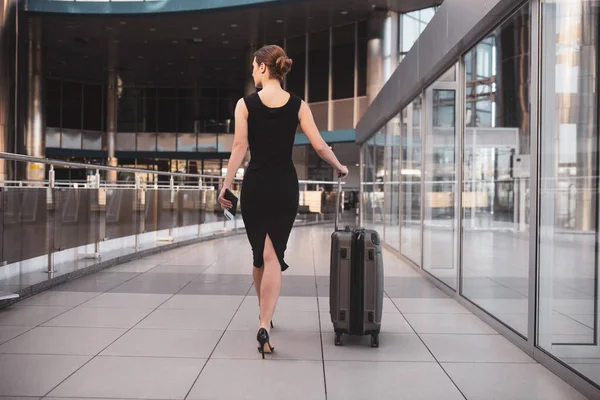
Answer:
[0,225,590,399]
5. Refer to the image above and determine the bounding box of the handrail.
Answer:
[0,152,345,186]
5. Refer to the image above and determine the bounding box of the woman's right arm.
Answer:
[298,100,348,176]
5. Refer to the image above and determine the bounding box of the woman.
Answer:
[218,45,348,359]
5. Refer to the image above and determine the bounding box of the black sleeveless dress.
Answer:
[241,91,301,272]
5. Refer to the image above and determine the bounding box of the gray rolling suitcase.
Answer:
[329,177,384,347]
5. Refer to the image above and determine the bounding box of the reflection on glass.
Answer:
[423,82,457,289]
[401,96,422,265]
[538,0,600,385]
[374,131,386,233]
[384,116,401,251]
[362,138,375,230]
[461,4,531,336]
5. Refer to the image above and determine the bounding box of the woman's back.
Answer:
[243,90,301,171]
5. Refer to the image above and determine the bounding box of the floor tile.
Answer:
[147,265,209,274]
[159,294,244,311]
[102,328,221,358]
[0,306,70,326]
[48,356,205,399]
[178,282,252,296]
[191,274,253,285]
[241,296,318,313]
[212,330,322,361]
[319,312,414,334]
[108,262,159,273]
[403,313,498,334]
[0,354,90,396]
[136,309,233,331]
[384,284,449,298]
[443,362,588,400]
[322,333,434,362]
[18,292,98,308]
[109,273,198,295]
[50,279,120,293]
[80,293,172,309]
[228,309,320,332]
[325,361,464,400]
[420,334,534,363]
[187,359,325,400]
[391,298,470,314]
[0,326,125,355]
[41,307,151,329]
[0,326,34,345]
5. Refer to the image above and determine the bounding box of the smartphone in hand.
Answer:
[223,189,238,221]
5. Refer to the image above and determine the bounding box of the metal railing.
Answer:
[0,152,349,300]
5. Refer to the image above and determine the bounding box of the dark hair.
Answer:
[254,45,293,81]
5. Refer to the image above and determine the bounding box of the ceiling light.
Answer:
[83,55,89,59]
[105,26,113,30]
[137,56,144,59]
[192,26,199,30]
[190,56,196,60]
[192,38,203,43]
[223,40,229,44]
[276,19,283,23]
[172,40,178,44]
[340,10,348,15]
[231,23,238,28]
[149,28,156,32]
[232,56,237,60]
[113,39,120,44]
[120,21,127,25]
[57,39,63,43]
[167,62,173,65]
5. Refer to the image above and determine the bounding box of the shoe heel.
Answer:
[256,328,273,359]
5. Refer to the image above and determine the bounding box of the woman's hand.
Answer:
[218,186,233,210]
[337,165,349,178]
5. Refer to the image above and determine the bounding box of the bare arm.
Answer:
[298,100,346,174]
[222,98,249,189]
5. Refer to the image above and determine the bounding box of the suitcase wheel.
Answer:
[370,334,379,348]
[334,333,343,346]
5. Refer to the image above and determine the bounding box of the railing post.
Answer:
[134,172,141,251]
[46,166,56,274]
[198,177,203,238]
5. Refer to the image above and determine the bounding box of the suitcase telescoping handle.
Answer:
[334,174,343,232]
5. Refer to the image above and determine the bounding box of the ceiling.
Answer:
[35,0,442,87]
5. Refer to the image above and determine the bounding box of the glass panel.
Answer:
[462,4,531,336]
[157,133,177,152]
[287,35,306,100]
[177,133,197,152]
[401,96,423,265]
[137,132,157,152]
[197,133,217,152]
[362,138,376,230]
[61,129,82,149]
[217,134,234,153]
[308,30,329,103]
[374,130,385,233]
[423,79,457,289]
[332,24,355,100]
[82,131,102,151]
[538,0,600,384]
[384,115,401,251]
[46,127,61,148]
[116,133,136,151]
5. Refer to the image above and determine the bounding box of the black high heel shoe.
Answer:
[256,328,274,359]
[258,314,274,329]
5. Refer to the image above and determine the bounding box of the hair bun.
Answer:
[275,55,293,77]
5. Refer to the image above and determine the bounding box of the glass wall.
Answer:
[359,0,600,393]
[400,96,423,265]
[384,115,401,251]
[400,7,437,60]
[538,0,600,384]
[423,68,458,289]
[461,4,532,336]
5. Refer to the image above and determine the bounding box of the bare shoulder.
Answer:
[235,97,248,116]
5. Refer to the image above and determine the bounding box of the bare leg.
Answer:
[253,265,264,309]
[259,234,281,335]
